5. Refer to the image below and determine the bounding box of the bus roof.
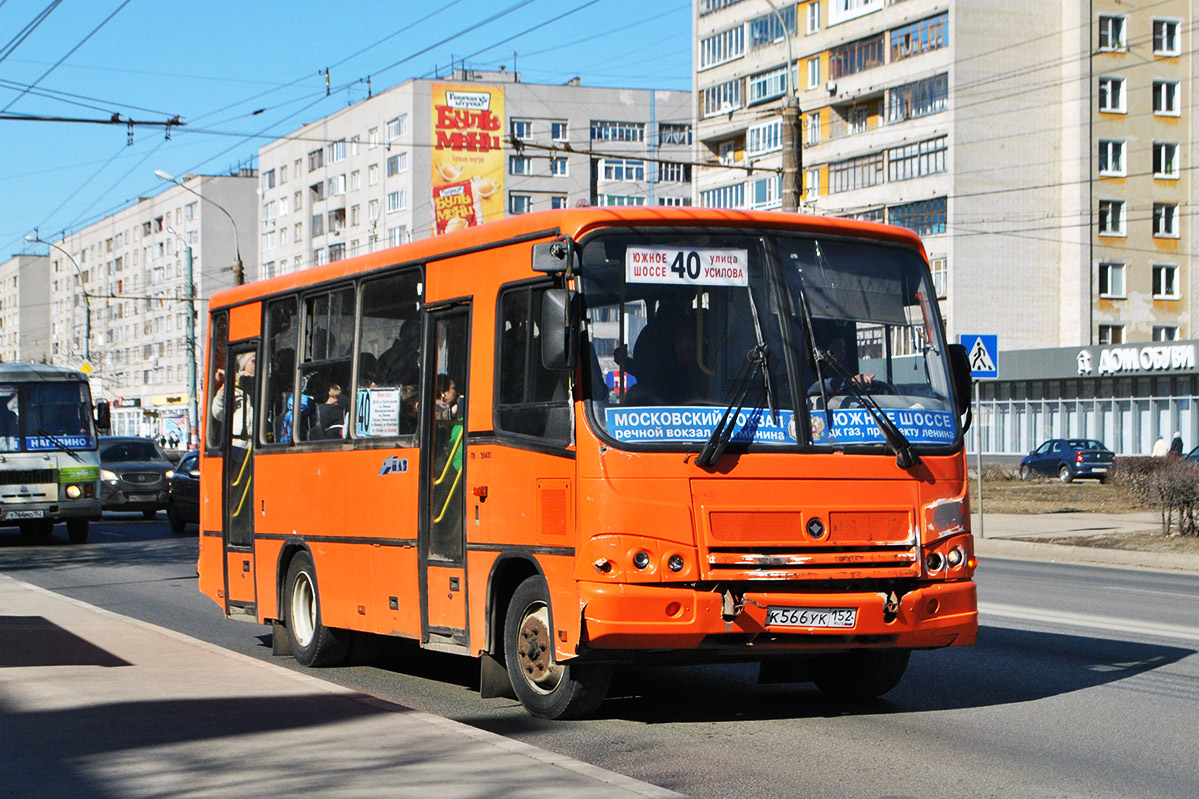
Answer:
[209,207,928,311]
[0,363,89,382]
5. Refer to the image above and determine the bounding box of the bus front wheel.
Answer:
[284,551,351,668]
[810,649,910,700]
[503,576,610,719]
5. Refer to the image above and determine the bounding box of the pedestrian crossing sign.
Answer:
[959,334,998,379]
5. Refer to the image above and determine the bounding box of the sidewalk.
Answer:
[0,574,683,799]
[973,511,1199,572]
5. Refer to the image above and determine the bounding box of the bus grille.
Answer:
[0,469,56,485]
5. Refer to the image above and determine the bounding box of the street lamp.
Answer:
[762,0,802,212]
[25,231,91,362]
[154,169,244,285]
[166,226,199,449]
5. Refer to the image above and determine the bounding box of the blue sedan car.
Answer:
[1020,438,1115,483]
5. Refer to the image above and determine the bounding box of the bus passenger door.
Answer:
[420,305,469,648]
[220,342,259,615]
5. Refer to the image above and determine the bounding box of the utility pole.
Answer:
[184,241,198,448]
[765,0,802,212]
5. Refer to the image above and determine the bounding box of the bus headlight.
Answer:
[66,484,82,499]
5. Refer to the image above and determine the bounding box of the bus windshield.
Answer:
[0,381,96,454]
[580,229,958,451]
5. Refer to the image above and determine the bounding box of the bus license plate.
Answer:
[766,606,857,629]
[6,510,45,520]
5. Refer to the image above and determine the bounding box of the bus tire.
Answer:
[503,576,611,719]
[284,551,351,668]
[811,649,910,700]
[66,519,89,544]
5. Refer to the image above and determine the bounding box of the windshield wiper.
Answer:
[792,259,918,470]
[696,281,778,469]
[36,427,81,460]
[695,344,768,469]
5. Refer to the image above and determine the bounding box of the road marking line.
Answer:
[978,601,1199,645]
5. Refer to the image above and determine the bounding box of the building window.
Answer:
[327,174,346,196]
[746,120,783,156]
[368,164,379,186]
[350,205,360,227]
[1153,326,1179,342]
[701,78,744,117]
[1098,140,1125,176]
[658,162,690,182]
[887,197,947,237]
[327,139,346,163]
[550,121,568,141]
[368,127,379,148]
[368,199,379,221]
[1098,262,1125,298]
[386,152,408,176]
[1153,19,1180,56]
[749,175,781,210]
[1154,80,1180,115]
[807,112,820,144]
[659,123,691,145]
[308,148,324,171]
[590,120,645,142]
[1153,142,1179,178]
[386,225,408,247]
[749,64,791,104]
[931,257,947,297]
[386,115,407,139]
[829,151,885,193]
[700,183,745,209]
[1098,15,1126,51]
[887,136,947,182]
[829,34,884,79]
[550,157,568,176]
[510,155,532,175]
[700,25,746,69]
[1153,264,1179,299]
[890,13,948,62]
[807,57,820,89]
[598,194,646,207]
[386,190,407,213]
[1098,199,1125,235]
[1098,324,1123,345]
[657,195,691,207]
[806,1,820,34]
[601,158,645,182]
[887,73,948,122]
[350,170,360,191]
[1154,203,1179,237]
[748,6,795,50]
[550,195,569,209]
[805,168,820,199]
[511,119,533,140]
[1098,77,1125,112]
[510,194,532,214]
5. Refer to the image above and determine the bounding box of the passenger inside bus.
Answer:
[615,294,702,405]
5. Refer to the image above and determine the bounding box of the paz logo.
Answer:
[379,456,409,475]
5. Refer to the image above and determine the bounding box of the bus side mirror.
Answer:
[541,289,578,371]
[94,399,111,433]
[946,344,972,417]
[531,236,573,274]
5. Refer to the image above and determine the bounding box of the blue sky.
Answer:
[1,0,692,258]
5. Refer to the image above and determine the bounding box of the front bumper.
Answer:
[580,580,977,653]
[1,498,101,524]
[101,487,169,511]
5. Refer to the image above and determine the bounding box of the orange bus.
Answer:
[199,207,978,718]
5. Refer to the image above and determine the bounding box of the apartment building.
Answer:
[256,69,693,278]
[45,174,257,442]
[0,254,50,364]
[695,1,1199,455]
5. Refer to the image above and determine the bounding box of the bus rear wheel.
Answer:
[503,576,611,719]
[66,519,89,544]
[284,551,351,668]
[810,649,911,700]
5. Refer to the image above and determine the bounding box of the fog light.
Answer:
[926,552,944,571]
[668,554,684,572]
[633,551,650,569]
[665,601,682,617]
[946,546,964,567]
[593,558,612,574]
[66,484,82,499]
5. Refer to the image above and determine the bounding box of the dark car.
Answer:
[167,450,200,532]
[99,436,175,518]
[1020,438,1115,483]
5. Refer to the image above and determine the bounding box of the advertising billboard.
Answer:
[431,83,505,235]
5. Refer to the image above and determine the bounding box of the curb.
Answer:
[974,536,1199,572]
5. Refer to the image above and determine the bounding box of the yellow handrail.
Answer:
[433,461,464,524]
[434,424,463,486]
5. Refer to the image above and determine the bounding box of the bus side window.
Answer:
[264,298,299,444]
[205,313,228,452]
[495,283,571,444]
[298,287,355,442]
[356,270,422,439]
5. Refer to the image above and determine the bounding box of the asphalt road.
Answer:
[2,517,1197,799]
